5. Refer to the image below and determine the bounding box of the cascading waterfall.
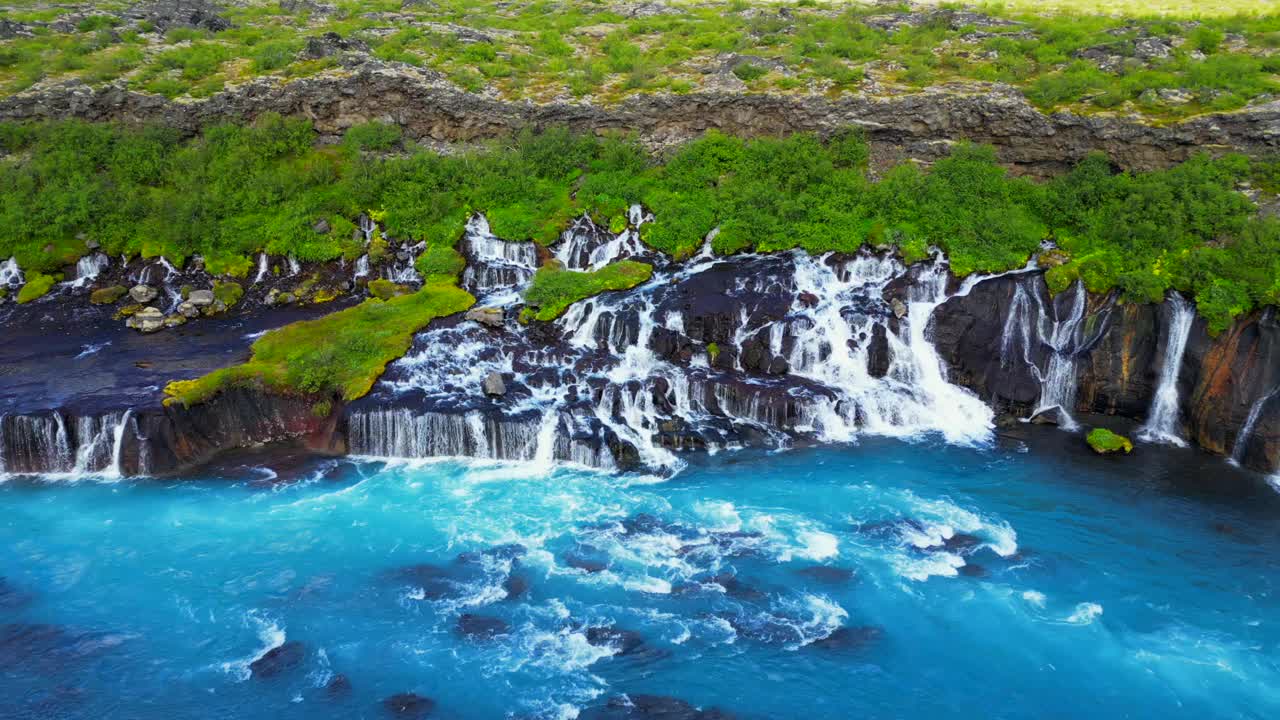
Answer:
[0,256,23,288]
[338,215,1034,475]
[1231,388,1278,465]
[66,252,110,289]
[1000,281,1040,373]
[0,411,136,477]
[1138,292,1195,446]
[353,254,370,279]
[1031,281,1087,430]
[554,205,649,271]
[253,253,270,284]
[287,256,301,276]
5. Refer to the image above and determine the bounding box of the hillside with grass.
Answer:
[0,0,1277,121]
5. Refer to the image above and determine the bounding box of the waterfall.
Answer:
[786,252,993,445]
[287,257,301,276]
[0,411,136,477]
[0,256,23,288]
[353,254,371,279]
[1000,282,1039,373]
[1031,281,1087,430]
[461,215,538,300]
[66,253,109,288]
[554,207,648,271]
[1138,293,1195,446]
[253,253,270,284]
[1231,388,1278,465]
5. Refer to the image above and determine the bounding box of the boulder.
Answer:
[129,0,232,33]
[249,640,305,678]
[90,286,127,305]
[890,297,908,319]
[126,306,165,333]
[177,301,200,318]
[163,314,187,328]
[382,692,435,718]
[455,614,509,640]
[482,371,506,397]
[465,307,505,329]
[129,284,159,304]
[301,32,369,60]
[312,218,332,234]
[187,289,216,306]
[325,673,351,696]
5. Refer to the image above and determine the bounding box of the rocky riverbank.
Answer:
[2,210,1277,480]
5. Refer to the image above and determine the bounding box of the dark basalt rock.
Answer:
[383,692,435,718]
[564,545,611,574]
[808,625,884,651]
[958,563,989,578]
[585,626,648,656]
[502,574,529,600]
[128,0,233,33]
[325,673,352,696]
[942,533,984,554]
[250,640,305,678]
[455,613,509,640]
[301,32,369,59]
[580,694,735,720]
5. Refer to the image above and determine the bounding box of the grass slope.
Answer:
[164,282,475,407]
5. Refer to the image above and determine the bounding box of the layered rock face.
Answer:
[3,63,1278,177]
[932,274,1280,473]
[3,214,1278,478]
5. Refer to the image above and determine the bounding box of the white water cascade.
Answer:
[253,253,270,284]
[1138,293,1196,446]
[1030,281,1087,431]
[461,214,539,301]
[353,254,371,280]
[1231,388,1278,466]
[0,411,137,477]
[0,256,23,288]
[66,252,110,288]
[554,205,649,271]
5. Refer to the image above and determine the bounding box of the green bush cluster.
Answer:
[1,119,1277,333]
[523,260,654,321]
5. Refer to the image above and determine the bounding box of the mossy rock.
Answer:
[90,285,128,305]
[312,287,340,304]
[213,280,244,308]
[115,303,145,318]
[369,279,409,300]
[1087,428,1133,455]
[17,272,59,304]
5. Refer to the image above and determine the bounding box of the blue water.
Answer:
[3,431,1279,719]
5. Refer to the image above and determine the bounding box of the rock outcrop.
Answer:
[3,62,1278,177]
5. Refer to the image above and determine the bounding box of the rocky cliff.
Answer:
[3,62,1279,177]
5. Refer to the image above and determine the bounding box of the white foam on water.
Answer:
[218,612,286,682]
[75,341,111,359]
[1022,590,1047,608]
[794,529,840,561]
[1063,602,1104,625]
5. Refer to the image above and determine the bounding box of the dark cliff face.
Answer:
[3,64,1278,177]
[932,274,1280,473]
[137,387,347,476]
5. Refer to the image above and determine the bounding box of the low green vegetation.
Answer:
[164,282,475,407]
[522,260,653,321]
[1087,427,1134,454]
[0,2,1275,120]
[1,118,1277,333]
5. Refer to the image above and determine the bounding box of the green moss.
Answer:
[89,285,128,304]
[523,260,653,321]
[368,278,409,300]
[164,283,475,406]
[16,272,57,303]
[1086,428,1134,454]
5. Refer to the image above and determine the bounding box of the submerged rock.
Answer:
[580,694,735,720]
[455,613,509,640]
[249,640,305,678]
[793,566,856,584]
[383,692,435,718]
[808,625,884,651]
[325,673,352,696]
